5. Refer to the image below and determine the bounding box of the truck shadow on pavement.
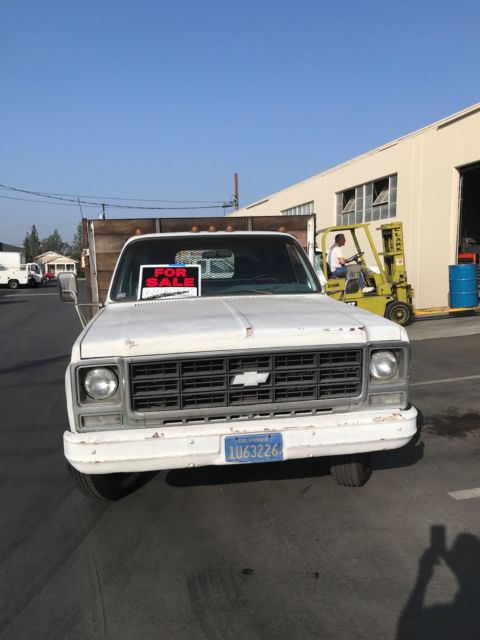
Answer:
[396,525,480,640]
[166,456,332,487]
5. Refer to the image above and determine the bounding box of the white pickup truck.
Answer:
[60,229,417,499]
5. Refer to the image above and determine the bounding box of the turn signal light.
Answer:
[81,414,122,428]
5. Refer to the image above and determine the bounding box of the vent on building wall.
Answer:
[281,201,314,216]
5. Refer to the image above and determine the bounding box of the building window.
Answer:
[281,201,314,216]
[342,189,355,215]
[336,174,397,225]
[373,178,389,205]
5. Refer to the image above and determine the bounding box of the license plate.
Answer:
[225,433,283,463]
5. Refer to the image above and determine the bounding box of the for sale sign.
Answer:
[138,264,201,300]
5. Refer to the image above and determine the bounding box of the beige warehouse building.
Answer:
[231,103,480,310]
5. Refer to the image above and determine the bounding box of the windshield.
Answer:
[110,234,321,301]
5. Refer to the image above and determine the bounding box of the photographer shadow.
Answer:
[396,525,480,639]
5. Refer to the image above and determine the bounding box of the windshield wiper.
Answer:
[243,289,276,295]
[142,291,194,300]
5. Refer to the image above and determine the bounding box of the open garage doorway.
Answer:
[458,162,480,263]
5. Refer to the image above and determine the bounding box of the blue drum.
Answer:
[449,264,478,308]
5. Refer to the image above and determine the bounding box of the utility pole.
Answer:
[99,203,106,220]
[234,173,239,211]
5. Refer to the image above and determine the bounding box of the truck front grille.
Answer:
[129,349,363,413]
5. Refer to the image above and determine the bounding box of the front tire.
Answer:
[330,453,372,487]
[66,462,143,500]
[385,301,412,325]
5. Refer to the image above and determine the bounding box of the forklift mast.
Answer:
[380,222,408,285]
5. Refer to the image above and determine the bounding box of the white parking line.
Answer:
[411,374,480,387]
[448,487,480,501]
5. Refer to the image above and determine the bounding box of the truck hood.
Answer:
[78,295,406,360]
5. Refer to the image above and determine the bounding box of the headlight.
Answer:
[83,368,118,400]
[370,351,398,380]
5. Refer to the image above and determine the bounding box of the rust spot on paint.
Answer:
[373,413,403,423]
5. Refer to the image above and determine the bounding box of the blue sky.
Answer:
[1,0,479,245]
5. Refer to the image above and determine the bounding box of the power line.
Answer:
[0,184,80,204]
[94,202,231,211]
[0,194,97,207]
[0,192,232,210]
[0,183,230,206]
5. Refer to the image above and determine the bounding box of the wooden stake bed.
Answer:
[82,215,315,316]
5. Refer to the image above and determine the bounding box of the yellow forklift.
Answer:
[317,222,414,325]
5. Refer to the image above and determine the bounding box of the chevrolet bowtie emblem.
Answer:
[231,371,270,387]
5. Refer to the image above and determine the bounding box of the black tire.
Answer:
[330,453,372,487]
[385,301,412,326]
[8,279,19,290]
[66,462,144,500]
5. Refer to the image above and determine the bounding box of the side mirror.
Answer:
[58,272,78,303]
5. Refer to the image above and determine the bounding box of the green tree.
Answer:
[23,233,31,262]
[70,221,84,261]
[24,225,41,261]
[41,228,64,254]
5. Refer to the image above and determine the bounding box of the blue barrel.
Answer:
[449,264,478,308]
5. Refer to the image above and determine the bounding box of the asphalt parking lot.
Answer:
[1,283,480,640]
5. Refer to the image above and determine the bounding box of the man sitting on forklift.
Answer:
[328,234,374,293]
